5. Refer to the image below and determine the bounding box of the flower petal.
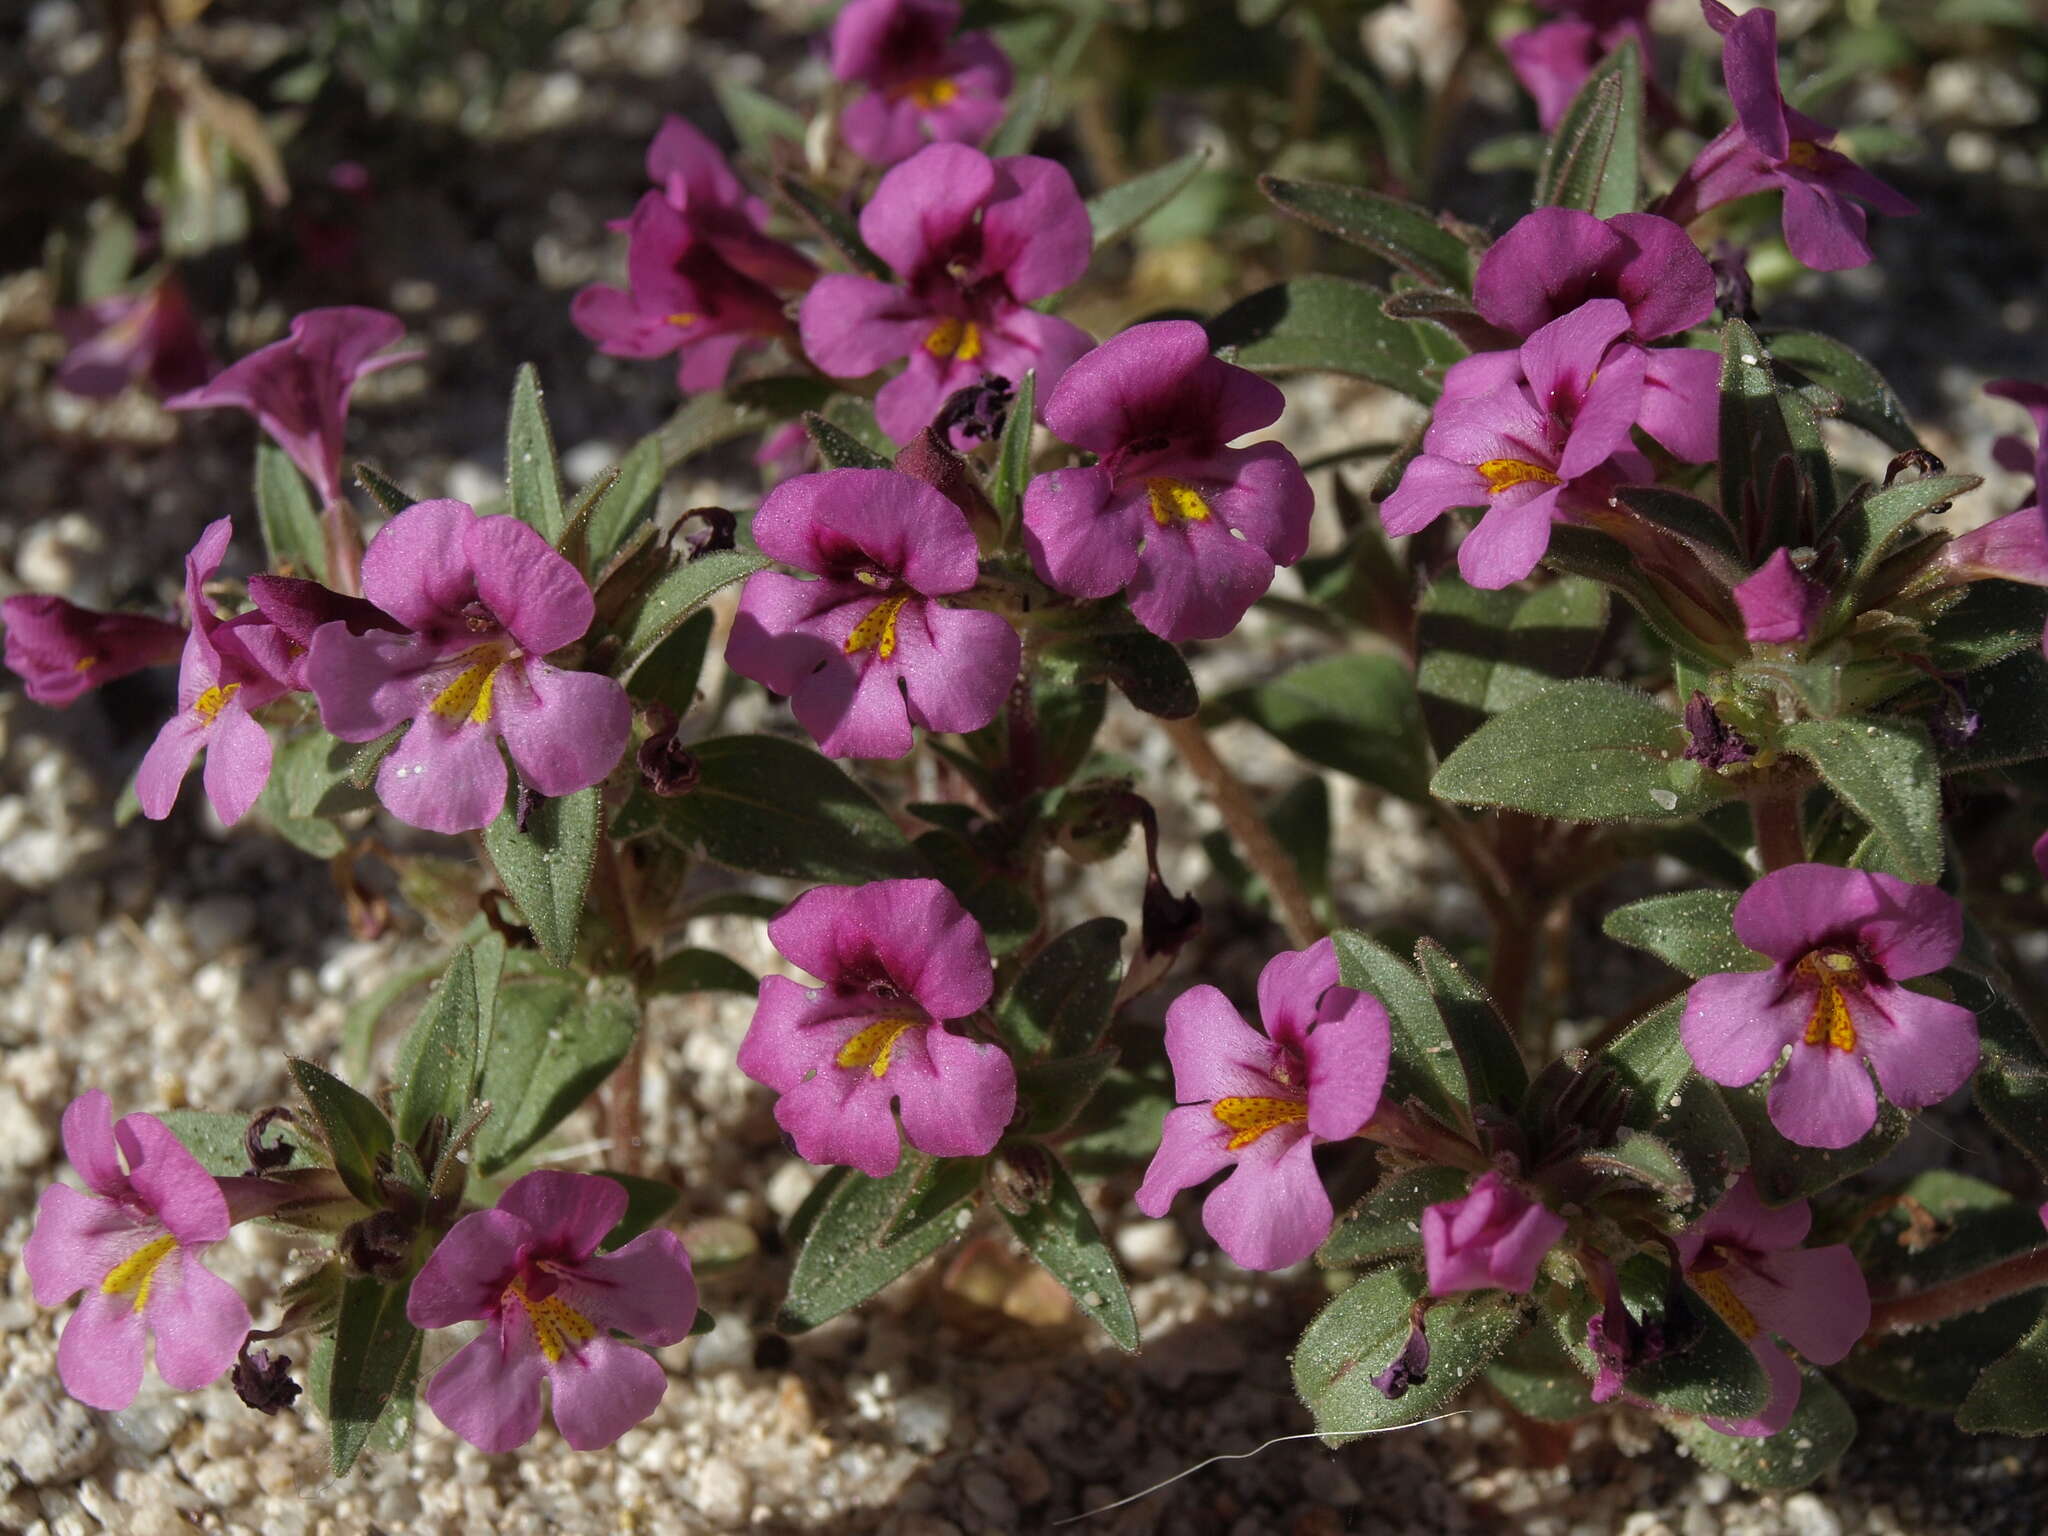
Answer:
[1681,966,1799,1088]
[1134,1103,1235,1217]
[548,1336,669,1451]
[1021,467,1136,600]
[893,1025,1017,1160]
[57,1291,149,1410]
[559,1230,697,1346]
[1458,484,1565,589]
[498,1171,627,1262]
[117,1113,229,1245]
[199,701,273,826]
[467,515,596,656]
[360,500,481,632]
[409,1208,530,1329]
[1706,1335,1803,1438]
[893,601,1019,738]
[25,1185,149,1306]
[1851,983,1979,1111]
[1767,1042,1878,1150]
[1739,1243,1868,1365]
[145,1251,250,1390]
[980,155,1092,301]
[374,713,508,835]
[1162,985,1290,1103]
[1201,1131,1329,1271]
[424,1323,546,1454]
[493,662,632,799]
[61,1091,126,1198]
[859,142,998,279]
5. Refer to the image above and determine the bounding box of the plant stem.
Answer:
[322,499,365,597]
[1864,1246,2048,1339]
[593,839,648,1176]
[1750,789,1806,871]
[1160,713,1323,949]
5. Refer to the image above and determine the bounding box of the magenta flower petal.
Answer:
[771,1063,911,1177]
[1937,507,2048,586]
[424,1327,547,1454]
[752,470,979,596]
[1504,20,1606,133]
[645,114,746,212]
[1126,510,1283,642]
[1,595,186,707]
[1606,212,1718,341]
[1740,1244,1869,1365]
[1422,1171,1568,1295]
[1778,178,1874,272]
[1379,454,1488,538]
[57,1291,150,1411]
[1202,1130,1330,1271]
[860,143,998,276]
[1636,348,1722,464]
[145,1252,250,1390]
[1162,986,1290,1103]
[798,275,931,379]
[373,714,509,835]
[1300,994,1392,1142]
[357,498,477,630]
[1458,483,1566,588]
[1133,1104,1238,1218]
[1681,966,1801,1090]
[26,1184,145,1306]
[1020,468,1136,600]
[895,602,1022,737]
[1709,1338,1804,1438]
[117,1113,230,1245]
[1473,209,1627,338]
[557,1231,697,1345]
[61,1089,126,1197]
[894,1027,1019,1158]
[1766,1039,1878,1150]
[199,703,274,826]
[1718,5,1790,160]
[1852,985,1980,1110]
[549,1336,671,1451]
[468,516,598,656]
[497,1169,625,1259]
[494,662,635,798]
[978,156,1091,302]
[407,1209,531,1329]
[768,878,995,1023]
[1518,299,1633,410]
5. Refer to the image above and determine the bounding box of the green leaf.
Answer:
[1781,716,1942,883]
[1927,578,2048,674]
[609,548,771,677]
[1940,649,2048,771]
[1256,175,1474,291]
[1727,1081,1909,1206]
[1432,681,1714,824]
[483,785,599,971]
[802,409,890,470]
[655,378,836,471]
[596,1171,683,1252]
[617,734,924,884]
[1416,939,1526,1112]
[1957,1300,2048,1434]
[352,461,418,516]
[711,77,805,159]
[1959,972,2048,1176]
[288,1058,394,1209]
[1536,38,1643,217]
[1608,485,1746,572]
[914,824,1038,956]
[1317,1166,1470,1270]
[391,941,490,1144]
[1040,624,1198,719]
[1061,1063,1172,1176]
[1844,1293,2044,1414]
[778,1152,978,1332]
[1834,473,1982,597]
[505,363,565,540]
[1088,149,1212,248]
[1331,930,1468,1128]
[1578,1128,1694,1207]
[995,917,1126,1059]
[990,369,1036,529]
[1599,999,1747,1217]
[644,947,757,997]
[1292,1264,1522,1443]
[1674,1368,1856,1490]
[586,432,663,572]
[1207,277,1439,401]
[1763,328,1922,454]
[1014,1052,1118,1139]
[772,173,891,280]
[341,957,443,1081]
[1601,890,1767,979]
[473,975,638,1175]
[987,75,1051,157]
[1414,575,1608,759]
[1541,524,1743,673]
[1224,652,1430,801]
[1720,319,1832,553]
[998,1154,1139,1351]
[255,442,327,580]
[325,1275,422,1476]
[632,606,716,719]
[1486,1325,1597,1422]
[157,1109,318,1176]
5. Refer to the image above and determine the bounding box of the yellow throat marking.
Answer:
[1797,952,1861,1053]
[1785,140,1825,170]
[1211,1095,1309,1152]
[192,682,241,725]
[429,646,508,727]
[844,592,912,660]
[1691,1266,1760,1341]
[665,311,701,330]
[836,1017,919,1078]
[510,1281,597,1364]
[100,1234,179,1313]
[903,77,961,110]
[1477,459,1563,496]
[1146,477,1211,526]
[923,316,982,363]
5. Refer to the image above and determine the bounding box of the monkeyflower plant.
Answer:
[10,0,2048,1506]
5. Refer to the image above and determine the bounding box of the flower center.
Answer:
[1477,458,1563,496]
[100,1234,178,1313]
[665,311,702,330]
[193,682,241,724]
[429,644,511,727]
[73,655,99,673]
[900,76,961,110]
[844,592,912,660]
[1211,1095,1309,1152]
[509,1279,597,1364]
[1784,139,1825,170]
[836,1016,920,1078]
[1146,477,1212,526]
[1795,950,1862,1053]
[923,316,982,363]
[1689,1264,1760,1342]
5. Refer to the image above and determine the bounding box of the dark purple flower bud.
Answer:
[894,426,1000,536]
[677,507,738,560]
[340,1209,413,1281]
[231,1343,302,1416]
[1709,240,1755,321]
[987,1142,1056,1216]
[638,709,701,798]
[242,1107,299,1176]
[1371,1312,1432,1400]
[1683,691,1756,770]
[935,374,1014,443]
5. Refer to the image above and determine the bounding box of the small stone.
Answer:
[689,1457,751,1525]
[0,1083,54,1169]
[765,1159,819,1220]
[1114,1219,1186,1277]
[1783,1493,1843,1536]
[1302,1460,1363,1506]
[962,1467,1017,1526]
[893,1388,954,1454]
[680,1215,759,1272]
[0,1379,107,1485]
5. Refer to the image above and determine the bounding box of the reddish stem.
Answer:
[1863,1245,2048,1340]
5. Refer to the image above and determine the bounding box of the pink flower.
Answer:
[1503,3,1655,131]
[1470,209,1720,463]
[725,469,1021,759]
[164,307,420,507]
[737,879,1015,1178]
[136,519,289,826]
[1661,3,1914,272]
[1676,1175,1868,1436]
[1380,299,1659,589]
[830,0,1012,167]
[1733,548,1828,644]
[1680,864,1980,1149]
[243,573,404,692]
[1986,379,2048,510]
[1135,940,1391,1271]
[2,594,185,707]
[407,1170,696,1453]
[54,274,216,401]
[639,116,817,292]
[1020,320,1315,642]
[798,143,1093,444]
[1421,1171,1568,1295]
[24,1091,250,1411]
[305,500,632,834]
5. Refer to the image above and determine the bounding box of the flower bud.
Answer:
[1421,1171,1567,1296]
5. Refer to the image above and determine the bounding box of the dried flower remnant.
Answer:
[1136,939,1390,1271]
[1680,865,1979,1149]
[1683,691,1756,770]
[407,1170,697,1453]
[738,879,1015,1177]
[24,1092,252,1410]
